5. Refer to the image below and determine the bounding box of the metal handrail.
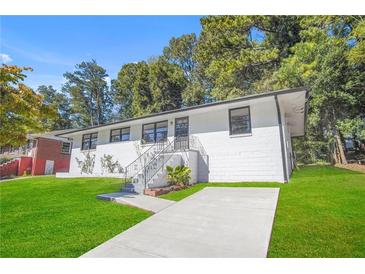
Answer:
[189,135,207,156]
[142,139,175,187]
[124,140,168,182]
[142,139,173,170]
[123,135,208,192]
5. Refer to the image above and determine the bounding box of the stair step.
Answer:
[122,188,137,193]
[121,184,137,193]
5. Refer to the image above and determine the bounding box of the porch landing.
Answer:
[97,192,175,213]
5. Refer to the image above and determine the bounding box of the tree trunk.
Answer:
[334,130,348,164]
[329,142,337,165]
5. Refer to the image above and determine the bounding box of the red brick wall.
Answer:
[18,156,32,176]
[32,138,71,175]
[0,159,19,178]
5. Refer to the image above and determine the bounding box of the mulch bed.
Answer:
[144,185,187,197]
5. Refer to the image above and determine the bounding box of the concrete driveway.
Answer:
[82,187,280,258]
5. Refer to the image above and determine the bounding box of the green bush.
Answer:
[166,165,191,187]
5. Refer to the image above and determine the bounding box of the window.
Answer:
[81,133,98,150]
[142,121,168,143]
[229,106,251,135]
[156,121,168,142]
[61,142,72,154]
[110,127,130,142]
[142,123,155,143]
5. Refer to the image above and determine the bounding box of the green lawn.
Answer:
[161,166,365,258]
[1,166,364,258]
[0,177,151,258]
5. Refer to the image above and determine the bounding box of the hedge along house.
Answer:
[56,87,308,193]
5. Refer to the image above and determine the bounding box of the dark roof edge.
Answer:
[57,86,308,136]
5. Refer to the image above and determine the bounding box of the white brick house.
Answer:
[56,87,308,193]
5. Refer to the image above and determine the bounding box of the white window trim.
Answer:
[61,142,72,154]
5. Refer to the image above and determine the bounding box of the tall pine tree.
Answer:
[63,60,113,127]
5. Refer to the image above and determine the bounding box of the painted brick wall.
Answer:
[0,159,19,178]
[32,138,71,175]
[18,156,32,176]
[190,97,284,182]
[65,96,286,182]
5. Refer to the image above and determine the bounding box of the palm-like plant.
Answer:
[166,165,191,186]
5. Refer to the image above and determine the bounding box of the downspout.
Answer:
[275,95,288,183]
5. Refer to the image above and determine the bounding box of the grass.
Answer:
[0,177,152,258]
[161,166,365,258]
[1,166,364,258]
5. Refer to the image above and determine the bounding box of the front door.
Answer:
[175,117,189,150]
[45,160,54,175]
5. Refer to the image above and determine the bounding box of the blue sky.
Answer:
[1,16,202,90]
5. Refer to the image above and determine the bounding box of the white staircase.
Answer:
[122,136,206,194]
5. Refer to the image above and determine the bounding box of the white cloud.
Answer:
[0,53,12,64]
[3,42,73,66]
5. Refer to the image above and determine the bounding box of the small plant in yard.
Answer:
[100,154,123,174]
[76,152,95,174]
[166,165,191,187]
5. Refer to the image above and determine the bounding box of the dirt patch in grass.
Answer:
[335,163,365,173]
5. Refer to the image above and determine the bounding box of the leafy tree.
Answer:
[110,15,364,165]
[63,60,113,127]
[37,85,72,130]
[149,57,187,112]
[163,33,197,80]
[112,63,138,119]
[132,62,154,116]
[114,59,187,117]
[348,17,365,65]
[0,65,56,146]
[337,118,365,141]
[163,33,207,106]
[195,15,302,100]
[181,80,206,106]
[272,16,364,164]
[113,61,154,118]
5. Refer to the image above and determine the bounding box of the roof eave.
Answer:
[57,86,308,137]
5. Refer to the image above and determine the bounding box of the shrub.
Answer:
[166,165,191,187]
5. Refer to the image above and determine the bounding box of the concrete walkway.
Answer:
[84,187,279,258]
[97,192,175,213]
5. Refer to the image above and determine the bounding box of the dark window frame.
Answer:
[142,120,168,144]
[109,127,131,143]
[228,106,252,135]
[61,142,72,154]
[81,132,98,151]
